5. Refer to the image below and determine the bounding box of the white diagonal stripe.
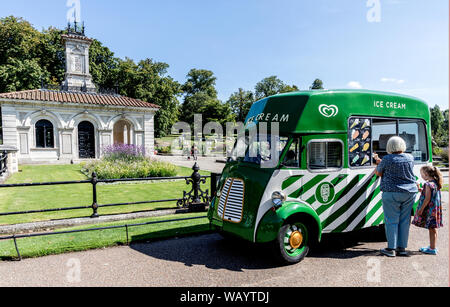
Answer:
[344,191,383,232]
[323,177,380,232]
[319,173,376,222]
[312,176,349,210]
[364,206,384,228]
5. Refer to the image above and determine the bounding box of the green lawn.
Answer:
[0,164,210,225]
[0,212,210,260]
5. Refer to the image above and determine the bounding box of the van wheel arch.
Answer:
[284,212,321,247]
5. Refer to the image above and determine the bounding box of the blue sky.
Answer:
[1,0,448,109]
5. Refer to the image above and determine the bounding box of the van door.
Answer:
[298,135,349,233]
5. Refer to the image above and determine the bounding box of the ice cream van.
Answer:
[207,89,432,264]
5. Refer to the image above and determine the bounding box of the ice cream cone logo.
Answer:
[319,104,339,118]
[315,182,336,204]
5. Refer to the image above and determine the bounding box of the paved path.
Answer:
[1,193,447,287]
[154,155,226,174]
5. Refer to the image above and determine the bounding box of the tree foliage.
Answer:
[430,105,449,150]
[227,88,254,122]
[0,16,181,137]
[180,69,233,126]
[254,76,299,100]
[311,78,324,90]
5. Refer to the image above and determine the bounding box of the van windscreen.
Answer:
[229,134,288,168]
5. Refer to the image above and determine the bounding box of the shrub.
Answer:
[441,148,449,164]
[103,144,146,162]
[156,146,172,154]
[82,159,177,180]
[83,144,177,179]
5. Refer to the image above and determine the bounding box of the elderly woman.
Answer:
[374,136,418,257]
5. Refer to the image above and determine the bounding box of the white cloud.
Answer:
[347,81,363,89]
[381,78,405,84]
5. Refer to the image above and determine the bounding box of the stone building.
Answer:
[0,27,159,165]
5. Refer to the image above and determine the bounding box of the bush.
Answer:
[82,144,177,179]
[156,146,172,154]
[82,159,177,179]
[441,148,449,164]
[103,144,146,163]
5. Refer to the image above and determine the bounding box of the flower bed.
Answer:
[82,144,177,179]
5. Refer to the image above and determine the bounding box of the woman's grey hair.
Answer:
[386,136,407,154]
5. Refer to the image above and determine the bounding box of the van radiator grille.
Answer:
[217,178,245,223]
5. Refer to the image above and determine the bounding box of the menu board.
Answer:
[348,118,372,167]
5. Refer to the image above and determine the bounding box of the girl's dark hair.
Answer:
[421,166,444,190]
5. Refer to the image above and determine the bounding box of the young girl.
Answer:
[412,166,444,255]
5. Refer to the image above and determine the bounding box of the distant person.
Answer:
[191,145,198,161]
[412,166,444,255]
[374,136,418,257]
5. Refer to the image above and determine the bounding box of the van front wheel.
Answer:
[275,222,310,265]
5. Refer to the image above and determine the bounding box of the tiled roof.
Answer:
[0,89,160,109]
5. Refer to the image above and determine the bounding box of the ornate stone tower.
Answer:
[61,23,97,92]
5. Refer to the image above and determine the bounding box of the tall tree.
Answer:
[181,69,217,98]
[311,79,324,90]
[113,58,181,137]
[0,16,47,92]
[227,88,254,122]
[0,16,183,138]
[254,76,299,100]
[180,69,232,125]
[430,105,445,136]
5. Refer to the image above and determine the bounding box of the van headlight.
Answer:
[272,191,286,210]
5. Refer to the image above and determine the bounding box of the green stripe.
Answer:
[288,175,328,199]
[333,187,381,233]
[372,212,385,226]
[282,175,303,190]
[322,174,378,230]
[330,174,348,186]
[306,174,349,206]
[315,175,363,216]
[306,195,316,205]
[354,199,383,230]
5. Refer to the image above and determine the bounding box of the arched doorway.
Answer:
[78,121,96,159]
[113,119,132,145]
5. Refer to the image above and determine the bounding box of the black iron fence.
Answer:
[0,151,7,176]
[0,163,222,260]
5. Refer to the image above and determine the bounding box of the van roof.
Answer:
[244,89,430,134]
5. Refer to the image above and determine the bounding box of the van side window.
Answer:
[283,139,300,168]
[398,120,429,162]
[308,141,343,170]
[370,118,429,162]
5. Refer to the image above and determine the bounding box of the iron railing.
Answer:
[0,151,7,176]
[0,163,222,260]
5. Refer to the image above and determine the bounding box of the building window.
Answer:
[35,120,54,148]
[308,140,343,170]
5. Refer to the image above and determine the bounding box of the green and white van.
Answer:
[207,90,432,264]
